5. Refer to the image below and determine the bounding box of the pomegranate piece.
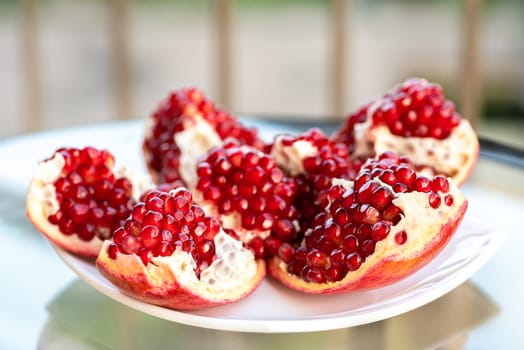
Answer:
[26,147,153,258]
[193,139,300,251]
[96,188,265,310]
[268,152,468,293]
[143,87,263,187]
[270,128,363,238]
[332,78,479,186]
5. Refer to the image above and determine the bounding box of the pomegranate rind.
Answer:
[96,241,266,310]
[26,153,104,258]
[268,183,468,294]
[27,202,104,258]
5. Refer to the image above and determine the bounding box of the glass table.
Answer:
[0,119,522,349]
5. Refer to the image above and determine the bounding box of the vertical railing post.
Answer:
[110,0,133,119]
[20,0,44,132]
[459,0,483,128]
[212,0,234,109]
[330,0,350,119]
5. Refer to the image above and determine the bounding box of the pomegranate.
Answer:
[191,138,300,257]
[332,78,479,185]
[96,188,265,310]
[142,87,263,187]
[268,152,468,293]
[26,147,153,258]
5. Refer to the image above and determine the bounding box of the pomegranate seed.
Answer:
[326,266,344,282]
[305,267,326,283]
[273,219,295,241]
[444,194,454,206]
[395,231,408,245]
[121,234,140,254]
[414,176,431,192]
[360,240,375,258]
[248,236,266,259]
[345,253,362,271]
[329,248,346,266]
[154,241,174,257]
[140,226,161,248]
[107,243,118,259]
[371,221,390,241]
[278,243,295,263]
[429,192,441,209]
[431,176,449,193]
[142,211,163,227]
[306,249,328,268]
[394,166,416,186]
[343,234,358,252]
[265,237,281,256]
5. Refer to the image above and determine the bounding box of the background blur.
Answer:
[0,0,523,145]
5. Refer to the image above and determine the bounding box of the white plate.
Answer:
[7,119,504,333]
[51,219,503,333]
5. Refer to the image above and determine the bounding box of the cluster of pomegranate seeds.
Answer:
[143,87,262,184]
[283,152,454,284]
[196,139,299,251]
[370,79,461,139]
[272,129,362,237]
[282,128,359,187]
[331,103,371,152]
[107,189,221,275]
[47,147,135,242]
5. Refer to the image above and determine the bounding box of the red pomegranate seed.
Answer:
[414,176,431,192]
[345,253,362,271]
[121,234,141,254]
[278,243,295,264]
[107,243,118,259]
[429,192,442,209]
[305,267,326,283]
[444,194,454,206]
[306,249,328,268]
[248,236,266,259]
[431,176,450,193]
[371,221,390,241]
[394,231,408,245]
[329,248,346,266]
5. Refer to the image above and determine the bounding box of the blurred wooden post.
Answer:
[459,0,483,128]
[20,0,44,131]
[110,0,133,119]
[212,0,234,109]
[330,0,350,119]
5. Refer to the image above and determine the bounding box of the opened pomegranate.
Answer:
[96,188,265,310]
[332,78,479,185]
[26,147,153,258]
[143,87,263,187]
[268,152,468,293]
[191,139,299,258]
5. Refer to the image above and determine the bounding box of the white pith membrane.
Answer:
[351,101,478,185]
[99,223,258,299]
[275,171,465,289]
[26,153,153,256]
[174,114,223,189]
[271,137,319,176]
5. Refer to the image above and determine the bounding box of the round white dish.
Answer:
[4,119,504,333]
